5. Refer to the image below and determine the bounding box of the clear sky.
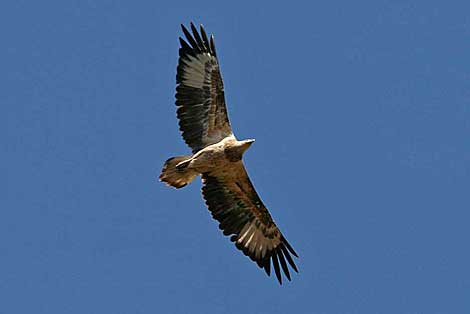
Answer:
[2,1,470,313]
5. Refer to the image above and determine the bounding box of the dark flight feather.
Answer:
[175,23,232,153]
[201,162,298,284]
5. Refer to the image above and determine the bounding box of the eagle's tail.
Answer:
[159,155,197,189]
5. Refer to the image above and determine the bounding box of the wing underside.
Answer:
[202,162,299,284]
[176,23,233,153]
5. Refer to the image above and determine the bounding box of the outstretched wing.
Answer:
[176,23,233,153]
[201,162,299,284]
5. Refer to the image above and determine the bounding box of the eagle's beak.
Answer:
[240,139,255,152]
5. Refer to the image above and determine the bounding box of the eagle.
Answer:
[159,23,299,284]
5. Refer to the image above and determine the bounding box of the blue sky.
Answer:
[2,1,470,313]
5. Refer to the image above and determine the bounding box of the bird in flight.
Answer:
[160,23,299,284]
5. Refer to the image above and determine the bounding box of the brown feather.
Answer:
[201,161,298,284]
[176,23,232,153]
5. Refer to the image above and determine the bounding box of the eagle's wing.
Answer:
[202,162,299,284]
[176,23,233,153]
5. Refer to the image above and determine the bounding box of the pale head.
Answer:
[239,139,255,152]
[224,138,256,162]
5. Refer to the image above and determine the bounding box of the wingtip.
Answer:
[272,253,282,285]
[181,23,190,36]
[190,22,197,33]
[282,236,299,258]
[210,35,217,57]
[277,248,291,281]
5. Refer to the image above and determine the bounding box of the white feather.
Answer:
[237,223,254,243]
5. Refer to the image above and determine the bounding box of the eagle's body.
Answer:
[160,23,298,284]
[185,137,254,173]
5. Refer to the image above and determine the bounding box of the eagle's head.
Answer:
[241,138,255,147]
[240,139,255,153]
[224,139,255,162]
